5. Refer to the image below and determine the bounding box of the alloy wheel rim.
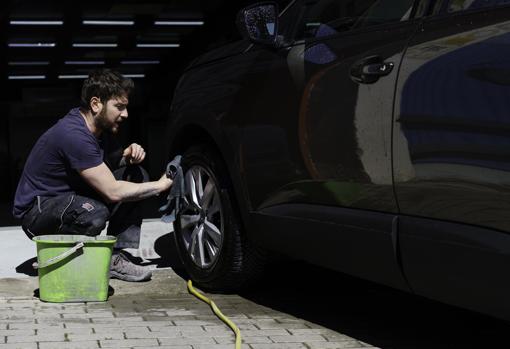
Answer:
[179,165,224,268]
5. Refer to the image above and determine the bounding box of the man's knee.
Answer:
[63,198,110,236]
[80,211,108,236]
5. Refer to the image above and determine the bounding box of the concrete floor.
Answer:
[0,219,172,279]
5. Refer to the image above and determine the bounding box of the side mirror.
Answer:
[236,2,279,46]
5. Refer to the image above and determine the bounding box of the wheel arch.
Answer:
[167,123,254,237]
[169,124,219,156]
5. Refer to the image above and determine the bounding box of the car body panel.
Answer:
[239,21,420,214]
[232,16,418,288]
[394,5,510,319]
[165,54,258,226]
[253,204,410,291]
[394,7,510,231]
[399,215,510,320]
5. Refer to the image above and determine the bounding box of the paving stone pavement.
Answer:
[2,221,510,349]
[0,270,376,349]
[1,221,376,349]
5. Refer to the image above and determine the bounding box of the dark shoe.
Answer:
[110,251,152,282]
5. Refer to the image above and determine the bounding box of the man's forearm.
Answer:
[80,162,172,203]
[113,180,164,202]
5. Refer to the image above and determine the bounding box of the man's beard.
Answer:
[95,108,118,134]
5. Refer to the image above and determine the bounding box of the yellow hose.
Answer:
[187,280,242,349]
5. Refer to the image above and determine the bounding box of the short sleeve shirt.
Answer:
[13,108,105,218]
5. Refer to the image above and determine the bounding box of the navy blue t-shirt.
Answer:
[13,108,105,218]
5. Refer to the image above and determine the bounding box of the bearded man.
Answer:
[13,69,172,282]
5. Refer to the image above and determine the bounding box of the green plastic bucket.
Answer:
[32,235,116,302]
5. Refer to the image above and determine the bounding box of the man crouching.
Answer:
[13,69,172,282]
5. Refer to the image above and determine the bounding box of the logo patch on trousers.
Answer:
[81,202,95,212]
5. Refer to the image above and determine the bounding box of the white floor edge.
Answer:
[0,219,173,278]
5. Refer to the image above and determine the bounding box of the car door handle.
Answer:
[350,55,394,84]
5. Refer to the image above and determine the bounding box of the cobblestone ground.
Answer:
[0,269,374,349]
[1,262,510,349]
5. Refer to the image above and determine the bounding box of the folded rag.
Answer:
[159,155,187,223]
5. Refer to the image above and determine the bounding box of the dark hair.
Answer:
[80,69,134,110]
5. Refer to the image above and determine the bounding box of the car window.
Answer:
[295,0,416,41]
[448,0,510,12]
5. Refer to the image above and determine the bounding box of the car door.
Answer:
[394,0,510,319]
[237,0,420,290]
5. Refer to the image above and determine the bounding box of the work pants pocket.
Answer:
[22,194,109,237]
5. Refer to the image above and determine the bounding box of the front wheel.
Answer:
[173,145,265,291]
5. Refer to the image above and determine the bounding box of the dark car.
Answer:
[165,0,510,320]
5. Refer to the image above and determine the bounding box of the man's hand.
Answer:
[122,143,146,165]
[158,173,173,193]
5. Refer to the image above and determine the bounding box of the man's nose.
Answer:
[121,109,128,118]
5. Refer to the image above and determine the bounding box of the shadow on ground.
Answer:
[152,232,187,276]
[239,261,510,349]
[93,225,510,348]
[16,257,38,276]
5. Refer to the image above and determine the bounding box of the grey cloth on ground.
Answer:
[159,155,187,223]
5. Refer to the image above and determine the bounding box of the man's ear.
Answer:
[90,97,103,114]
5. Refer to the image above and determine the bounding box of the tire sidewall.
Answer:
[173,146,240,287]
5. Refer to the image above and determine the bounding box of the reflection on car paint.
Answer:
[399,20,510,172]
[395,18,510,231]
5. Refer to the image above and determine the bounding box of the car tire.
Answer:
[173,144,265,291]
